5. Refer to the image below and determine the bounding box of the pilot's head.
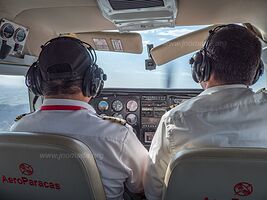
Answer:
[26,36,106,101]
[190,24,263,89]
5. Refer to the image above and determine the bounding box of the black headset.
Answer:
[189,24,264,85]
[26,37,107,98]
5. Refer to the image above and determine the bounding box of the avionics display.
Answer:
[90,89,201,148]
[141,117,161,125]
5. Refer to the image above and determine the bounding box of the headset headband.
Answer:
[41,37,97,66]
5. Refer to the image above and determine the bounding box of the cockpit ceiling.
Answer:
[0,0,267,55]
[0,0,97,19]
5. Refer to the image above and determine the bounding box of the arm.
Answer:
[144,111,191,200]
[120,125,149,194]
[144,114,171,200]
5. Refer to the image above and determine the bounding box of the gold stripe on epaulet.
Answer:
[256,88,267,94]
[102,116,127,126]
[15,113,31,122]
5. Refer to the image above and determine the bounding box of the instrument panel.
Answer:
[90,89,202,149]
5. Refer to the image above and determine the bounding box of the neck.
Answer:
[201,74,224,89]
[45,93,91,103]
[205,81,223,89]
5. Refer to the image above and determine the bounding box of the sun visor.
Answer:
[74,32,143,54]
[150,25,219,66]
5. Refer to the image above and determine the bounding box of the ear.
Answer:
[200,81,208,90]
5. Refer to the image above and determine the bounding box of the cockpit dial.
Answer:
[1,23,14,39]
[126,113,138,125]
[98,100,109,111]
[126,100,138,112]
[112,100,123,112]
[14,28,26,43]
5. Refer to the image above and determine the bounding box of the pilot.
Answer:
[10,36,148,200]
[144,24,267,199]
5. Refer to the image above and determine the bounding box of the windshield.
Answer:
[97,26,266,91]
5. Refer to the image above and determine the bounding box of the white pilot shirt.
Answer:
[11,99,148,200]
[144,84,267,200]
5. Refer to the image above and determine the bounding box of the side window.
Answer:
[0,75,30,131]
[252,73,266,92]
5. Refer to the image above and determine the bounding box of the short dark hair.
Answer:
[41,79,83,96]
[40,64,83,96]
[207,24,262,85]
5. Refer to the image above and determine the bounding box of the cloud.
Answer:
[181,72,192,77]
[142,40,152,46]
[138,29,161,35]
[139,27,193,37]
[159,38,168,41]
[0,75,25,88]
[157,28,193,37]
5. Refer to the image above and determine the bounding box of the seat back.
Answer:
[163,148,267,200]
[0,132,106,200]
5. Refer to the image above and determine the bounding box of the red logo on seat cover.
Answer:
[234,182,253,196]
[19,163,34,176]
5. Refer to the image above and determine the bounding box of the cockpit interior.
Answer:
[1,0,267,199]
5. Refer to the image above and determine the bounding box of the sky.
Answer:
[96,26,203,89]
[0,75,26,88]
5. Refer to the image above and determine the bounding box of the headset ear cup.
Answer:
[90,65,99,97]
[90,65,104,98]
[191,51,204,83]
[190,57,199,83]
[25,63,43,96]
[203,51,211,82]
[82,67,92,97]
[35,67,43,95]
[82,64,105,98]
[94,67,105,97]
[251,60,264,85]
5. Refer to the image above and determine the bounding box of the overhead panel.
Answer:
[97,0,177,31]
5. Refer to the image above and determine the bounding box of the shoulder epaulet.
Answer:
[102,116,127,126]
[15,113,32,122]
[256,88,267,94]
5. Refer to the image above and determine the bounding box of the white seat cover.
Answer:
[163,148,267,200]
[0,132,106,200]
